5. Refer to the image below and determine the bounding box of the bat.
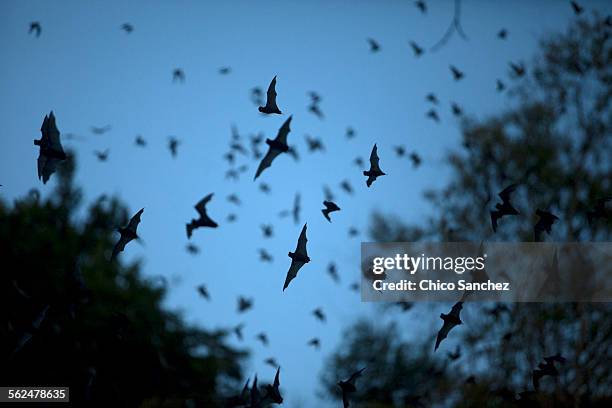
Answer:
[496,79,506,92]
[353,157,364,168]
[90,125,111,135]
[259,182,271,194]
[509,62,526,77]
[134,135,146,147]
[349,282,359,292]
[168,137,180,158]
[426,93,438,105]
[323,185,335,201]
[283,224,310,291]
[196,284,210,300]
[251,87,264,106]
[308,103,324,119]
[34,111,67,184]
[534,209,559,241]
[450,65,465,81]
[327,262,339,283]
[255,332,268,346]
[254,116,293,179]
[570,1,583,15]
[348,227,359,237]
[410,41,424,57]
[173,68,185,83]
[264,358,279,368]
[363,144,386,187]
[249,375,262,408]
[227,193,241,206]
[29,21,41,37]
[308,91,321,104]
[305,135,325,152]
[121,23,134,33]
[587,196,611,225]
[218,66,231,75]
[409,152,422,168]
[337,367,365,408]
[394,145,407,157]
[532,354,565,390]
[233,323,244,341]
[490,184,519,232]
[497,28,507,39]
[94,149,109,161]
[111,208,144,260]
[322,200,341,222]
[312,308,326,322]
[237,296,253,313]
[230,142,248,156]
[186,194,219,238]
[346,127,356,139]
[186,243,200,255]
[451,102,463,116]
[434,301,463,351]
[293,193,301,225]
[261,224,274,238]
[263,367,283,404]
[227,213,237,223]
[258,76,282,114]
[367,38,380,52]
[226,377,250,406]
[426,109,440,122]
[308,338,320,349]
[259,248,273,262]
[415,0,427,14]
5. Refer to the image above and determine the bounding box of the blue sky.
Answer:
[2,1,610,406]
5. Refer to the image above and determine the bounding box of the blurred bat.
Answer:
[312,308,326,322]
[570,1,583,15]
[534,209,559,241]
[327,262,340,283]
[308,338,320,349]
[353,157,365,168]
[168,137,180,158]
[283,224,310,291]
[255,332,269,346]
[305,135,325,152]
[227,193,241,206]
[322,201,341,222]
[186,194,218,239]
[323,185,335,201]
[532,353,565,390]
[261,224,274,238]
[90,125,111,135]
[259,182,271,194]
[186,243,200,255]
[340,180,354,194]
[121,23,134,33]
[173,68,185,83]
[450,65,464,81]
[447,345,461,361]
[338,367,365,408]
[496,79,506,92]
[434,301,463,351]
[237,296,253,313]
[249,375,262,408]
[426,93,438,105]
[497,28,507,39]
[94,149,109,162]
[111,208,144,260]
[219,66,231,75]
[363,144,386,187]
[254,116,293,179]
[490,184,519,232]
[409,152,422,168]
[34,111,67,184]
[258,76,282,114]
[196,284,210,301]
[293,193,301,225]
[227,213,237,223]
[264,357,279,368]
[415,0,427,14]
[134,135,146,147]
[12,305,50,356]
[251,87,264,106]
[308,103,324,119]
[509,62,526,78]
[451,102,463,116]
[346,127,356,139]
[29,21,41,37]
[394,145,406,157]
[348,227,359,237]
[367,38,380,52]
[233,323,244,341]
[410,41,424,57]
[263,367,283,404]
[259,248,273,263]
[426,109,440,122]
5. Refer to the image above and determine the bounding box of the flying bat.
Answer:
[394,145,407,157]
[308,103,324,120]
[90,125,111,135]
[283,224,310,291]
[409,152,422,168]
[327,262,340,283]
[363,144,386,187]
[259,182,271,194]
[426,93,439,105]
[509,62,526,78]
[434,301,463,351]
[308,338,321,349]
[532,354,565,390]
[259,249,273,263]
[227,193,241,206]
[186,243,200,255]
[340,180,354,195]
[490,184,519,232]
[227,213,237,223]
[29,21,41,37]
[534,209,559,241]
[121,23,134,33]
[426,109,440,122]
[409,41,424,57]
[338,367,365,408]
[346,127,356,139]
[237,296,253,313]
[94,149,109,162]
[322,200,341,222]
[219,66,231,75]
[323,185,335,201]
[11,305,50,356]
[450,65,465,81]
[497,28,507,39]
[34,111,67,184]
[261,224,274,238]
[173,68,185,83]
[258,76,282,114]
[264,358,279,369]
[186,194,219,238]
[255,332,269,346]
[305,135,325,152]
[367,38,380,52]
[496,79,506,92]
[233,323,244,341]
[134,135,146,147]
[254,116,293,180]
[251,87,264,106]
[263,367,283,404]
[451,102,463,116]
[415,0,427,14]
[196,284,210,300]
[570,1,583,15]
[111,208,144,260]
[249,375,262,408]
[312,308,326,322]
[168,137,180,158]
[447,346,461,361]
[348,227,359,237]
[293,193,301,225]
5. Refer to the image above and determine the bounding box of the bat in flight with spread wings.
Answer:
[434,301,463,351]
[258,76,282,114]
[363,144,386,187]
[534,209,559,241]
[254,116,293,180]
[322,201,341,222]
[111,208,144,260]
[34,111,67,184]
[186,194,219,238]
[490,184,519,232]
[338,367,366,408]
[283,224,310,291]
[263,367,283,404]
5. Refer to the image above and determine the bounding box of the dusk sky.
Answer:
[2,1,610,406]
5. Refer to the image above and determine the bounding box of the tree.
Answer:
[322,14,611,407]
[0,155,248,406]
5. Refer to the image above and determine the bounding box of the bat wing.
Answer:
[195,194,214,217]
[369,144,380,170]
[295,224,308,256]
[254,146,282,180]
[112,235,131,260]
[498,184,517,203]
[490,210,500,232]
[283,260,305,291]
[348,367,365,384]
[45,112,64,153]
[274,367,280,387]
[293,193,300,224]
[274,115,293,145]
[266,76,278,104]
[435,320,454,351]
[126,208,144,233]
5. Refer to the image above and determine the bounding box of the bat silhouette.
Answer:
[353,157,365,168]
[509,62,526,78]
[308,338,321,349]
[224,152,235,165]
[367,38,380,52]
[312,308,326,322]
[327,262,340,283]
[349,282,359,292]
[227,213,237,223]
[426,109,440,122]
[394,145,407,157]
[450,65,465,81]
[451,102,463,116]
[249,375,262,408]
[323,185,335,201]
[340,180,354,194]
[261,224,274,238]
[322,200,341,222]
[233,323,244,341]
[186,243,200,255]
[415,0,427,14]
[173,68,185,83]
[496,79,506,92]
[197,284,210,300]
[570,1,583,15]
[308,91,321,103]
[497,28,507,39]
[227,193,241,206]
[111,208,144,260]
[34,111,67,184]
[426,93,439,105]
[226,169,239,180]
[259,248,273,263]
[219,66,231,75]
[338,367,365,408]
[293,193,301,225]
[587,196,611,225]
[29,21,41,37]
[258,76,282,114]
[409,152,422,168]
[308,104,324,119]
[263,367,283,404]
[283,224,310,291]
[251,87,264,106]
[237,296,253,313]
[90,125,111,135]
[490,184,519,232]
[346,127,356,139]
[94,149,109,162]
[134,135,146,147]
[363,144,386,187]
[254,116,293,179]
[256,332,269,346]
[532,353,565,390]
[348,227,359,237]
[168,137,180,158]
[305,135,325,152]
[434,301,463,351]
[186,194,219,238]
[227,377,250,406]
[230,142,248,156]
[121,23,134,33]
[410,41,424,57]
[258,183,271,195]
[534,209,559,241]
